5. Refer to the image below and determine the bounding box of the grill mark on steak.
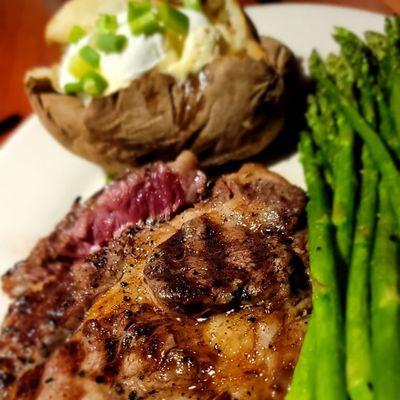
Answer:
[46,304,221,398]
[14,364,45,399]
[13,342,86,400]
[145,215,300,315]
[2,152,206,298]
[1,164,310,400]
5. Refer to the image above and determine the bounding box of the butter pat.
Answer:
[159,9,222,80]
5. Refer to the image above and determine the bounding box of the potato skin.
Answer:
[27,37,294,174]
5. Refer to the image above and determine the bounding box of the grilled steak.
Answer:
[2,151,206,298]
[2,164,310,400]
[0,152,206,397]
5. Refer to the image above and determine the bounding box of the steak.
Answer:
[2,151,206,298]
[0,152,206,397]
[1,164,310,400]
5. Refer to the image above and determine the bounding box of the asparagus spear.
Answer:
[296,131,346,400]
[384,17,400,139]
[326,53,354,99]
[375,89,400,159]
[366,19,400,102]
[306,95,334,186]
[389,74,400,143]
[334,27,377,126]
[366,19,400,144]
[346,148,378,400]
[364,31,387,63]
[331,115,355,267]
[324,52,357,267]
[310,50,400,227]
[364,30,390,97]
[285,317,316,400]
[365,29,400,159]
[291,22,400,400]
[370,179,400,400]
[335,25,400,162]
[333,28,399,166]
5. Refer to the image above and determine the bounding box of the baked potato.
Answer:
[26,0,294,173]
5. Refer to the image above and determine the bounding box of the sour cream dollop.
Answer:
[58,7,222,96]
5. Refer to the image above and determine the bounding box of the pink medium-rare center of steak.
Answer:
[58,152,206,258]
[2,151,206,298]
[67,162,187,257]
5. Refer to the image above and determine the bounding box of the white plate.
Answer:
[0,4,384,319]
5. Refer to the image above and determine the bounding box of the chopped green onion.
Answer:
[158,3,189,36]
[96,33,127,53]
[68,25,86,44]
[68,54,94,78]
[79,45,100,68]
[129,10,160,35]
[64,81,83,95]
[95,14,118,33]
[128,1,152,21]
[81,72,108,96]
[105,172,116,184]
[165,29,185,55]
[182,0,202,11]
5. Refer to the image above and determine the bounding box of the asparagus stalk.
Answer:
[297,131,346,400]
[324,52,357,267]
[345,148,378,400]
[384,18,400,141]
[370,179,400,400]
[310,50,400,227]
[364,29,392,103]
[306,95,334,186]
[334,27,377,126]
[365,19,400,101]
[366,18,400,150]
[286,317,316,400]
[326,53,354,99]
[365,29,400,159]
[364,31,387,64]
[389,73,400,145]
[375,90,400,159]
[331,115,355,267]
[291,22,400,400]
[335,25,400,162]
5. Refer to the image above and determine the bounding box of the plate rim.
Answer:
[245,2,385,18]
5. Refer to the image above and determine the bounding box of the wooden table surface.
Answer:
[0,0,398,143]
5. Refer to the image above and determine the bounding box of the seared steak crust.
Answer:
[0,229,136,386]
[1,164,310,400]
